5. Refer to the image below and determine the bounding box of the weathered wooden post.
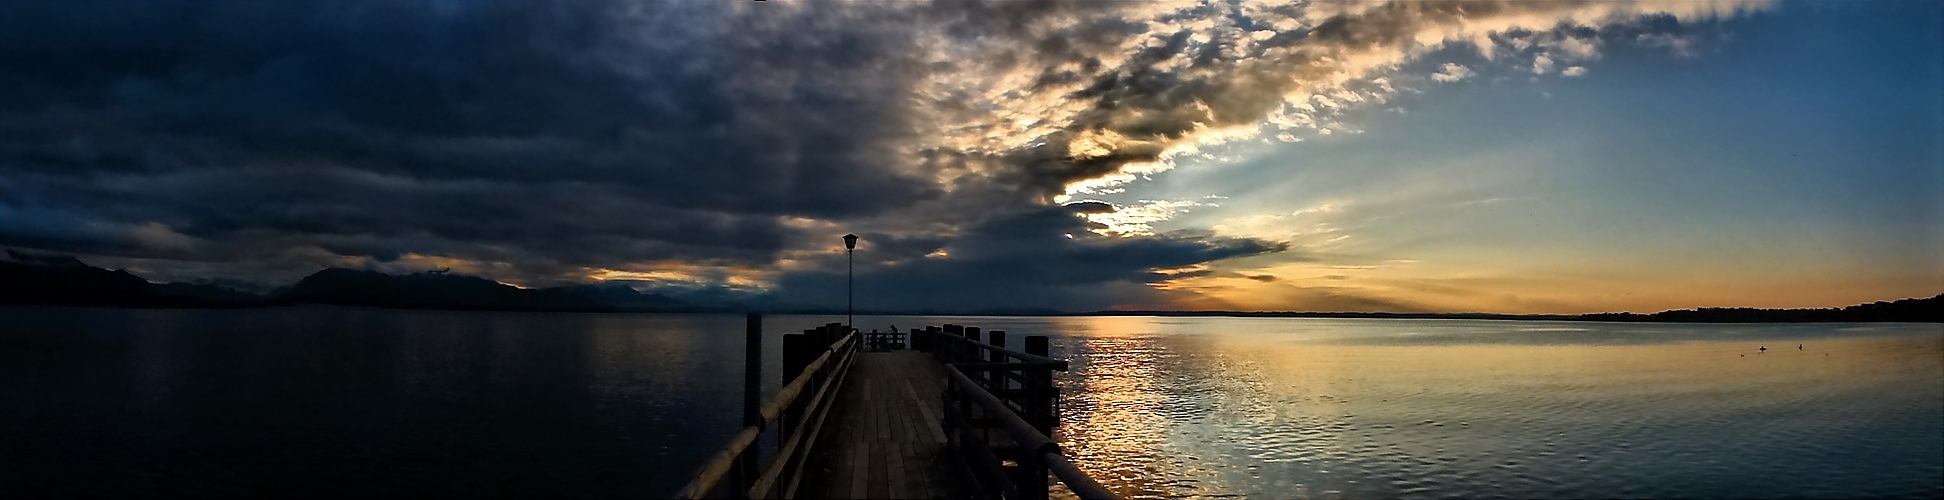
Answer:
[987,330,1008,390]
[1023,334,1054,500]
[733,313,762,497]
[964,327,981,365]
[782,327,816,439]
[783,332,811,381]
[1024,335,1054,431]
[943,324,962,361]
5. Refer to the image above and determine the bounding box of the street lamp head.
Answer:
[843,233,859,250]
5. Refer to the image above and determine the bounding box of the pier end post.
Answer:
[735,313,763,497]
[988,330,1008,388]
[965,327,982,364]
[1023,334,1053,500]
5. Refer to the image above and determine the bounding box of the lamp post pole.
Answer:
[843,234,858,332]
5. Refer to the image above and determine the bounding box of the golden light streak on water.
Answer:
[1049,322,1943,499]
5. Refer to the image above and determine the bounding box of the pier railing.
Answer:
[918,324,1120,500]
[675,321,859,500]
[864,328,906,352]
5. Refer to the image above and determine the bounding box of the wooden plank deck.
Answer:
[797,351,964,499]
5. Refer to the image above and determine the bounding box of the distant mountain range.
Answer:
[1,250,724,313]
[274,267,705,312]
[0,250,204,307]
[1,249,1938,321]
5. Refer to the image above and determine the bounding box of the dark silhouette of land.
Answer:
[0,250,205,307]
[1,250,714,313]
[279,267,704,312]
[1084,294,1942,323]
[2,250,1938,322]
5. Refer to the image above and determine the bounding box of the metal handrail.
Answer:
[673,331,858,499]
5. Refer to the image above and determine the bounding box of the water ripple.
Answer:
[1049,320,1944,500]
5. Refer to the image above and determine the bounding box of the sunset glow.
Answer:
[1,0,1936,313]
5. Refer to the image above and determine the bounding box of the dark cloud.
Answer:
[0,0,1756,310]
[0,1,941,280]
[779,205,1286,312]
[0,0,1285,307]
[1062,201,1118,214]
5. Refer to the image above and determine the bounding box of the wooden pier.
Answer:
[795,351,959,499]
[674,317,1119,500]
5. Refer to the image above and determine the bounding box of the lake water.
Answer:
[1,308,1938,498]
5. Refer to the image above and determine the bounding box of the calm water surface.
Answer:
[1,308,1938,498]
[1004,317,1944,500]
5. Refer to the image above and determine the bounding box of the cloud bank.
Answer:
[0,0,1770,311]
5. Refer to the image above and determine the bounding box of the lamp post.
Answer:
[843,233,858,333]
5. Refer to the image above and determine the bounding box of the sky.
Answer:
[1,0,1938,314]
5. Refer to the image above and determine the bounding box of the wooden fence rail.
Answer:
[675,319,1117,500]
[917,325,1122,500]
[864,329,906,352]
[675,320,859,500]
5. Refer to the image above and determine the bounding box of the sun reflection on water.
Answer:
[1061,334,1174,498]
[1046,319,1943,499]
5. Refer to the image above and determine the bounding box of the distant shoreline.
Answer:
[4,296,1939,324]
[5,255,1938,323]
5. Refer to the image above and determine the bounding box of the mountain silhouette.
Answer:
[540,282,694,312]
[0,250,198,306]
[154,282,268,304]
[0,252,709,312]
[277,268,700,312]
[2,249,1939,320]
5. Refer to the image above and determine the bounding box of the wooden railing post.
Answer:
[733,313,762,498]
[1024,336,1055,433]
[1023,335,1054,500]
[679,323,863,500]
[782,329,814,439]
[987,330,1007,391]
[964,327,981,365]
[893,323,1118,500]
[782,333,810,381]
[943,324,962,361]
